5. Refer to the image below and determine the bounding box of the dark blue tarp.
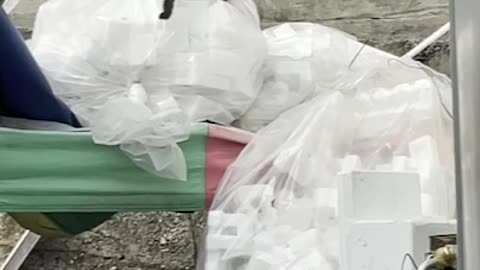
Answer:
[0,7,80,127]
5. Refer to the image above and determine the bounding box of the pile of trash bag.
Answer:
[24,0,455,268]
[200,57,454,269]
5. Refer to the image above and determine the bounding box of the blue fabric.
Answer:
[0,8,80,127]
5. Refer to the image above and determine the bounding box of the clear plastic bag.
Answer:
[199,91,356,270]
[29,0,266,180]
[200,56,454,269]
[236,23,394,132]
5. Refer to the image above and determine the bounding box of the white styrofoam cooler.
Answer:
[339,171,422,221]
[340,220,456,270]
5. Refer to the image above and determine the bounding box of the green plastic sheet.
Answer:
[0,125,208,213]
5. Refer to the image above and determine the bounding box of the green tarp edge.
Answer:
[0,124,208,212]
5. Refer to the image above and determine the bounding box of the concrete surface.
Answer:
[2,0,452,269]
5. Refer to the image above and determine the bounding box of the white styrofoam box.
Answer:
[207,211,252,235]
[421,193,436,217]
[90,15,159,67]
[446,170,457,219]
[409,136,440,165]
[313,188,338,224]
[287,229,319,256]
[257,204,279,229]
[205,250,229,270]
[246,247,295,270]
[206,234,237,250]
[375,163,393,171]
[314,188,337,209]
[408,136,441,193]
[407,136,454,219]
[204,253,248,270]
[340,221,456,270]
[320,226,340,257]
[288,249,333,270]
[339,171,422,220]
[392,156,417,171]
[207,211,224,230]
[222,231,256,260]
[276,198,315,230]
[340,155,362,174]
[172,53,233,90]
[253,226,298,252]
[245,253,275,270]
[267,23,313,59]
[272,59,314,92]
[231,184,275,211]
[315,206,337,225]
[417,167,452,219]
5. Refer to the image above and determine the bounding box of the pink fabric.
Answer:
[205,125,253,209]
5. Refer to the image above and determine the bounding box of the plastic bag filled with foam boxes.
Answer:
[236,22,393,132]
[198,59,454,269]
[198,91,357,270]
[28,0,266,180]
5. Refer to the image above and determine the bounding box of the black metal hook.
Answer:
[159,0,175,20]
[159,0,229,20]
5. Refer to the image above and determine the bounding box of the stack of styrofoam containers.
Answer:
[203,135,455,270]
[338,150,455,270]
[204,180,338,270]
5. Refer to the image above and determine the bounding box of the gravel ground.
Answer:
[20,213,206,270]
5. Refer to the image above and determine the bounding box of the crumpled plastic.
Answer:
[236,23,393,132]
[199,55,454,269]
[28,0,266,180]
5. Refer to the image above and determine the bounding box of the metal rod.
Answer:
[404,23,450,59]
[450,0,480,268]
[0,231,40,270]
